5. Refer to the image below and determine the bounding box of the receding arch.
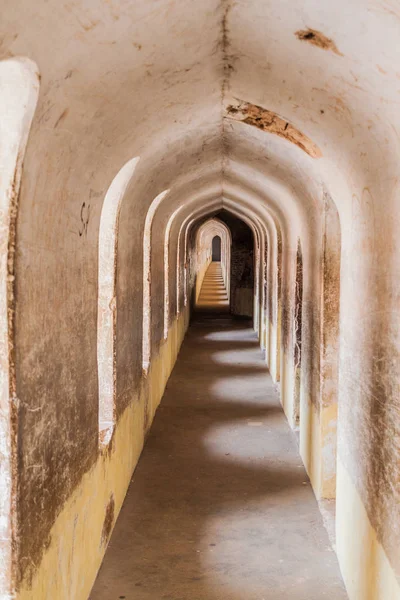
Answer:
[0,56,39,598]
[215,210,255,320]
[177,200,265,326]
[97,157,140,446]
[220,201,265,326]
[177,201,222,311]
[222,195,282,365]
[176,194,274,328]
[167,189,283,373]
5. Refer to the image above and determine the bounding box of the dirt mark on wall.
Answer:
[295,28,343,56]
[79,201,91,237]
[101,495,115,546]
[54,108,69,129]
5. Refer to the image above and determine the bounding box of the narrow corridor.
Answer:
[90,316,346,599]
[3,3,400,597]
[196,262,229,311]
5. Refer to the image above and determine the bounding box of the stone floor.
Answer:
[90,313,347,599]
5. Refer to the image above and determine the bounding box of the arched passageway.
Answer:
[1,3,400,600]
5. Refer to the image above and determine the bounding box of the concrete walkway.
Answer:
[90,316,347,600]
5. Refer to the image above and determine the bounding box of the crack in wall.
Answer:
[219,0,235,197]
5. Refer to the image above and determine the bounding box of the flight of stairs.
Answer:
[196,261,229,311]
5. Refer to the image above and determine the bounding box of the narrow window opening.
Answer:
[176,215,192,314]
[183,218,194,307]
[212,235,221,261]
[142,190,169,371]
[164,207,182,339]
[98,158,140,446]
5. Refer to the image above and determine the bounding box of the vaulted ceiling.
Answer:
[4,0,399,241]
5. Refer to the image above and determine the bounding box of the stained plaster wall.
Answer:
[0,57,40,599]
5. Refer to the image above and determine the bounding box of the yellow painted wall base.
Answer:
[280,348,296,429]
[300,399,337,501]
[336,456,400,600]
[290,385,399,600]
[300,393,321,495]
[195,257,212,304]
[266,318,278,382]
[319,404,337,499]
[17,308,190,600]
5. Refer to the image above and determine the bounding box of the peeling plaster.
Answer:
[225,101,322,158]
[295,28,343,56]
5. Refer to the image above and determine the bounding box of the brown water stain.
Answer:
[226,101,322,158]
[295,28,343,56]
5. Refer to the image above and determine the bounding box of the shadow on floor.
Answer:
[90,316,347,600]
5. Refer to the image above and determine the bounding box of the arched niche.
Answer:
[0,56,39,598]
[97,157,140,447]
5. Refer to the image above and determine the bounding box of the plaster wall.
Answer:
[17,309,189,600]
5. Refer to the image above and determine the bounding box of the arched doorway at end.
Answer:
[212,235,221,261]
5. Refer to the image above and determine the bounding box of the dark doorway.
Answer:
[212,235,221,261]
[215,209,254,319]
